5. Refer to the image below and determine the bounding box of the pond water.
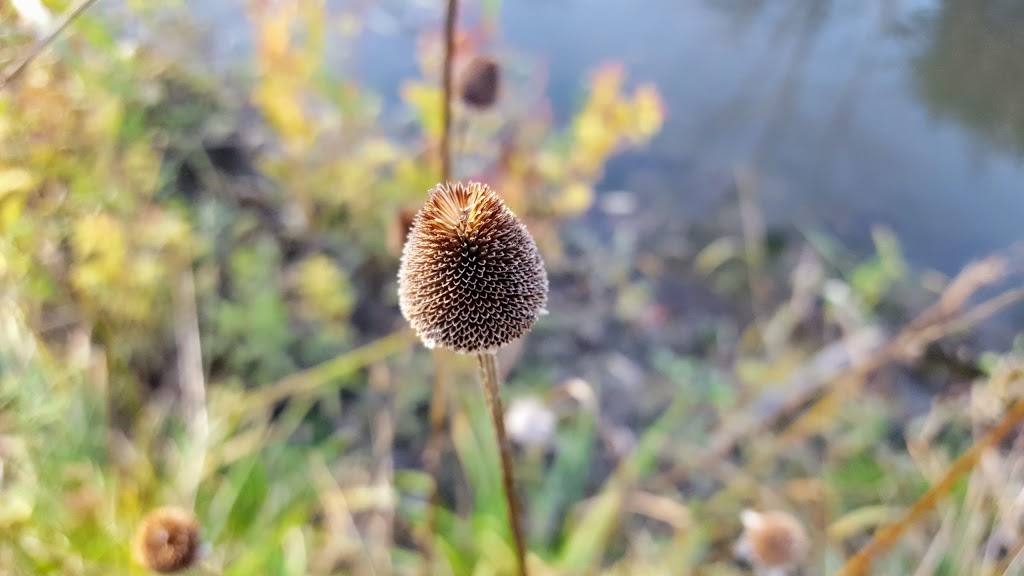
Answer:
[188,0,1024,278]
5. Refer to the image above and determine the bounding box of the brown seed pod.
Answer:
[736,509,809,570]
[398,181,548,353]
[459,56,501,110]
[133,506,202,574]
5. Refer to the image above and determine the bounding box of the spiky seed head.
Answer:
[398,181,548,353]
[736,509,809,569]
[459,56,501,110]
[133,506,202,574]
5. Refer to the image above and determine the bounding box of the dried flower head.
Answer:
[459,56,501,110]
[398,181,548,353]
[133,506,202,574]
[734,509,809,573]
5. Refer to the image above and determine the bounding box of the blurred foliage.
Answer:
[0,1,1022,576]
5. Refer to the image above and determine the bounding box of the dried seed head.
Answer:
[398,181,548,353]
[459,56,501,110]
[735,509,809,571]
[133,506,202,574]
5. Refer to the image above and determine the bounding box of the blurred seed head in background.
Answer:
[133,506,203,574]
[459,55,501,110]
[734,509,809,574]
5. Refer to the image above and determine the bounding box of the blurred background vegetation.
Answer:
[1,0,1023,574]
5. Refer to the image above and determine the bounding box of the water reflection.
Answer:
[914,0,1024,154]
[503,0,1024,275]
[186,0,1024,276]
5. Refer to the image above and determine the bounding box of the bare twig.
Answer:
[420,349,448,576]
[478,352,528,576]
[836,398,1024,576]
[174,266,208,507]
[368,363,395,574]
[309,454,380,576]
[0,0,101,90]
[440,0,458,182]
[672,253,1024,481]
[250,329,415,411]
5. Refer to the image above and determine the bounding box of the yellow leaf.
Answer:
[0,196,26,231]
[0,168,38,198]
[71,213,126,293]
[535,151,565,181]
[608,101,633,133]
[139,211,191,251]
[572,111,615,173]
[394,158,436,199]
[828,506,904,541]
[296,255,354,322]
[630,83,666,142]
[401,81,443,141]
[359,138,399,167]
[0,168,36,231]
[694,236,742,276]
[257,6,294,63]
[255,80,314,151]
[734,349,806,388]
[554,182,594,216]
[588,63,625,112]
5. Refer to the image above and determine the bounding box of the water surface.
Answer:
[188,0,1024,278]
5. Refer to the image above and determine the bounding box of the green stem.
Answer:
[477,351,528,576]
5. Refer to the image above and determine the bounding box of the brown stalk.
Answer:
[836,398,1024,576]
[671,254,1024,481]
[0,0,101,90]
[440,0,458,182]
[478,351,528,576]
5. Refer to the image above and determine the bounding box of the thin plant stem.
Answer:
[836,398,1024,576]
[174,265,208,509]
[440,0,458,182]
[0,0,101,89]
[420,349,449,576]
[477,351,528,576]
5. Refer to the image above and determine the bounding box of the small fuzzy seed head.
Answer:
[459,56,501,109]
[398,181,548,353]
[133,506,202,574]
[735,509,809,570]
[505,396,557,448]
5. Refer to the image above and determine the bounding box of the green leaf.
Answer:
[530,413,596,550]
[226,455,270,537]
[558,483,622,570]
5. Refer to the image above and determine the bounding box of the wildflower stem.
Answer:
[440,0,459,182]
[477,351,528,576]
[0,0,101,90]
[175,266,208,508]
[421,349,449,576]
